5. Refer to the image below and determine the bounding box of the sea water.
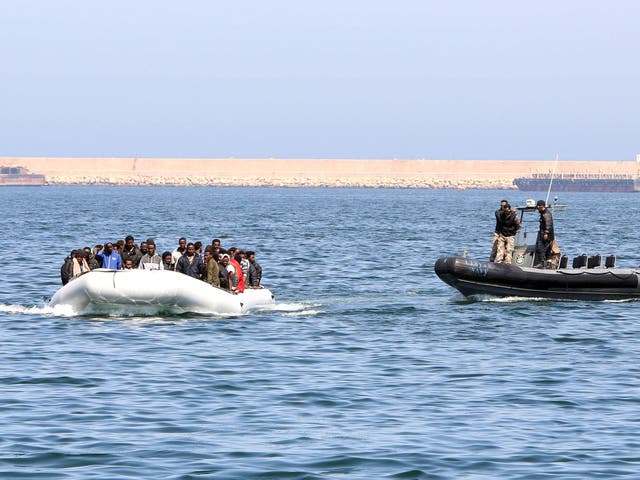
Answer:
[1,186,639,479]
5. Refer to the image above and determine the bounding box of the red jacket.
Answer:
[230,258,245,293]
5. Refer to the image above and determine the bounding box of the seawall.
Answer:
[2,157,638,188]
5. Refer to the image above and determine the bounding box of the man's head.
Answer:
[536,199,546,211]
[146,241,156,255]
[140,241,148,254]
[186,243,195,256]
[124,259,134,269]
[500,199,508,208]
[247,251,255,262]
[104,242,113,254]
[220,254,230,265]
[162,251,172,264]
[125,235,135,249]
[212,238,221,249]
[178,237,187,249]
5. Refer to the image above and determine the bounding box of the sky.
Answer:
[1,1,639,160]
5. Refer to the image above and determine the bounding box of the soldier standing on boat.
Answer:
[495,203,520,264]
[490,199,509,261]
[534,200,554,268]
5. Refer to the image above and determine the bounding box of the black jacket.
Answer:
[493,209,502,234]
[247,261,262,286]
[499,210,520,237]
[539,209,554,241]
[60,257,73,285]
[121,246,143,268]
[176,253,205,279]
[218,262,230,289]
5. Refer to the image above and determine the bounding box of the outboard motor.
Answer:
[572,254,588,269]
[559,255,568,269]
[588,255,601,269]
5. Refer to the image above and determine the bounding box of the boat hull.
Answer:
[49,269,275,315]
[435,256,640,301]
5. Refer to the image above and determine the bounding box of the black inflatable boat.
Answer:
[435,256,640,301]
[435,201,640,301]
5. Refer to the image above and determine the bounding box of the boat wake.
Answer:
[476,295,560,303]
[471,295,639,304]
[1,301,321,319]
[0,302,240,319]
[0,303,76,316]
[263,302,323,316]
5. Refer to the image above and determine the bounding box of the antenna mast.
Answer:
[545,154,559,205]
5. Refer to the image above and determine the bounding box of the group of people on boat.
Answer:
[490,198,560,268]
[60,236,263,293]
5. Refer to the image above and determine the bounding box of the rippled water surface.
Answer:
[1,186,639,479]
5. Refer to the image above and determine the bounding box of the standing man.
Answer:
[138,239,164,270]
[121,235,143,268]
[246,251,263,287]
[203,246,220,287]
[490,199,509,261]
[172,237,187,268]
[534,200,554,268]
[96,242,123,270]
[494,203,520,264]
[175,242,205,279]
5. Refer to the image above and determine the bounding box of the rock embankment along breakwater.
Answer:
[3,157,638,189]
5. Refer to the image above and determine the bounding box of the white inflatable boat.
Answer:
[48,269,275,315]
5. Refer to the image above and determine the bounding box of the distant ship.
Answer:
[0,166,46,186]
[514,172,640,192]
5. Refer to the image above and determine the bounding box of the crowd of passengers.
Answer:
[60,236,262,294]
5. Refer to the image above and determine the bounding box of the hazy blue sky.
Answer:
[1,1,638,160]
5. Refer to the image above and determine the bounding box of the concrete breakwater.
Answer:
[43,174,518,189]
[3,157,638,188]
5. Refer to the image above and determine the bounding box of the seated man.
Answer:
[161,251,174,271]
